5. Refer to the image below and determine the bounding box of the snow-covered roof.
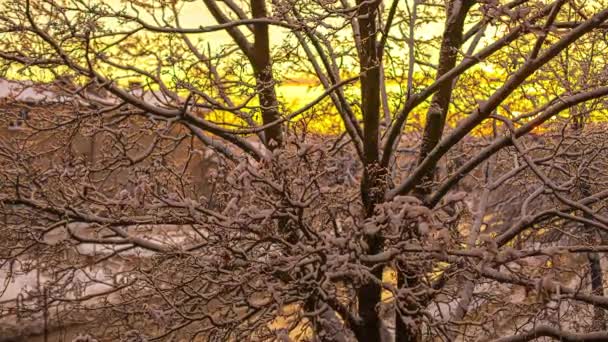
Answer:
[0,78,184,109]
[0,78,73,103]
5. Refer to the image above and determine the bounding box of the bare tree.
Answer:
[1,0,608,341]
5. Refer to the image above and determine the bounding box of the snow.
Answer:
[0,221,197,331]
[0,79,20,98]
[0,79,71,104]
[0,78,185,108]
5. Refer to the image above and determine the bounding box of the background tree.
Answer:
[1,0,608,341]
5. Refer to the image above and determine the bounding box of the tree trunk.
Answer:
[414,0,474,196]
[395,2,474,341]
[356,164,385,342]
[251,0,283,148]
[588,252,606,330]
[354,0,385,340]
[202,0,284,148]
[355,247,384,341]
[396,270,422,342]
[581,177,606,330]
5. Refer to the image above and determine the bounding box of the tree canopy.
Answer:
[1,0,608,341]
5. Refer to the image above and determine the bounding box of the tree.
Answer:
[1,0,608,340]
